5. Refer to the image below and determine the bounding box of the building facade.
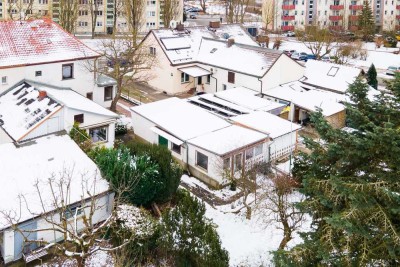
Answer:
[263,0,399,32]
[0,0,183,34]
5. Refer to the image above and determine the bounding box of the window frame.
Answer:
[171,142,181,154]
[1,76,7,85]
[62,64,74,80]
[104,86,113,101]
[195,151,208,171]
[35,71,42,77]
[86,92,93,100]
[206,75,211,84]
[74,114,84,124]
[181,72,190,83]
[89,126,108,143]
[234,153,243,171]
[150,47,156,55]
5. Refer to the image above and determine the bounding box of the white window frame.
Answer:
[195,151,208,171]
[89,126,108,143]
[181,72,190,83]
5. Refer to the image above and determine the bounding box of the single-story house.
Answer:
[130,97,269,187]
[140,23,304,95]
[0,134,112,264]
[0,80,118,147]
[231,111,302,160]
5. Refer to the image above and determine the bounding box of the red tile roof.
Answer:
[0,19,100,69]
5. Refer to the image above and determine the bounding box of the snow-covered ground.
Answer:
[37,250,114,267]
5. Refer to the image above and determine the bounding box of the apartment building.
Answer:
[0,0,183,34]
[263,0,399,32]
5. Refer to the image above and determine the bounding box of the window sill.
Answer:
[195,165,208,173]
[181,81,190,84]
[62,77,74,81]
[104,98,113,102]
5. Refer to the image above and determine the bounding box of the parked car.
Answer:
[304,54,316,61]
[189,14,197,19]
[186,7,202,13]
[291,52,307,60]
[321,55,332,62]
[386,66,400,75]
[285,31,296,37]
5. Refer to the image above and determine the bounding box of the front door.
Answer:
[197,76,202,85]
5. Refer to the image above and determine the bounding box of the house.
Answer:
[263,81,347,128]
[130,97,269,187]
[0,19,117,108]
[231,111,302,160]
[301,60,361,94]
[0,80,118,147]
[0,134,112,264]
[140,23,305,95]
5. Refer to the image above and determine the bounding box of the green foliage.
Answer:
[366,63,378,89]
[69,122,92,153]
[127,140,182,203]
[92,147,163,206]
[358,1,375,41]
[158,190,229,267]
[278,77,400,265]
[115,122,128,135]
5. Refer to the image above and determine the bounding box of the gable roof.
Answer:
[0,82,62,141]
[0,19,99,69]
[302,60,361,93]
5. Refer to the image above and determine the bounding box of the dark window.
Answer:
[89,126,107,142]
[234,153,243,171]
[158,135,168,147]
[35,71,42,77]
[62,64,73,79]
[228,71,235,83]
[181,72,189,83]
[64,205,83,220]
[223,157,231,170]
[74,114,84,123]
[171,143,181,154]
[104,86,113,101]
[86,92,93,100]
[196,151,208,171]
[207,75,211,84]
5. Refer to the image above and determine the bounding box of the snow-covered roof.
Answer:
[131,97,230,141]
[303,60,361,93]
[0,19,99,68]
[97,74,117,87]
[188,125,268,155]
[215,87,286,112]
[264,82,345,116]
[0,82,62,141]
[231,111,301,139]
[179,65,211,77]
[0,134,109,229]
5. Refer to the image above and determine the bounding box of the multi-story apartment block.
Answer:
[263,0,399,32]
[0,0,182,34]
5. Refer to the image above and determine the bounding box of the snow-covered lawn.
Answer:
[37,250,114,267]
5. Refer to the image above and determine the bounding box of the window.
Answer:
[327,66,339,76]
[147,11,155,17]
[79,10,88,16]
[228,71,235,83]
[35,71,42,77]
[79,0,88,4]
[206,75,211,84]
[1,76,7,84]
[38,0,48,4]
[223,157,231,170]
[78,21,88,26]
[171,143,181,154]
[96,21,103,26]
[181,72,189,83]
[254,144,263,156]
[245,148,254,160]
[86,92,93,100]
[150,47,156,55]
[62,64,73,79]
[104,86,113,101]
[95,10,103,15]
[196,151,208,170]
[74,114,84,123]
[234,153,243,171]
[64,205,83,220]
[158,135,168,147]
[89,126,107,142]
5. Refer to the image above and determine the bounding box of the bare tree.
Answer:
[299,25,336,59]
[123,0,146,44]
[0,170,130,267]
[87,36,157,111]
[199,0,207,13]
[262,0,278,31]
[7,0,37,20]
[256,172,305,250]
[89,0,99,39]
[224,0,250,23]
[58,0,79,33]
[161,0,181,28]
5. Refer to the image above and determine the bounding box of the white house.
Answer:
[0,134,112,264]
[0,19,117,108]
[131,97,269,187]
[140,23,305,95]
[0,80,118,147]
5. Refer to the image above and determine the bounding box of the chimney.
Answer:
[38,90,47,100]
[176,23,184,31]
[209,21,220,29]
[227,38,235,48]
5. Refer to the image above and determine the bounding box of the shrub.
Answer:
[69,122,92,153]
[115,122,128,135]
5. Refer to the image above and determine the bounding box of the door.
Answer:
[158,135,168,147]
[197,76,202,85]
[14,220,38,259]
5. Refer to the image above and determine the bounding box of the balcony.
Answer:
[396,15,400,19]
[349,25,358,31]
[329,15,343,21]
[282,5,295,10]
[349,5,363,10]
[397,5,400,9]
[282,15,295,21]
[330,5,344,10]
[329,25,343,31]
[349,15,358,21]
[281,25,295,31]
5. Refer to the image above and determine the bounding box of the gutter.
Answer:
[258,77,263,95]
[211,73,218,92]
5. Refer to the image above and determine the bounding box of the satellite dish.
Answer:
[170,20,177,29]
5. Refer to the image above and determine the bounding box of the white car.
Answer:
[285,31,295,37]
[386,66,400,75]
[291,52,307,60]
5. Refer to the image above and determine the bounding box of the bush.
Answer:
[158,190,229,267]
[69,122,92,153]
[115,122,128,135]
[127,140,182,203]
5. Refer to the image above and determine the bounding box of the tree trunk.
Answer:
[110,78,123,111]
[278,220,292,250]
[75,256,86,267]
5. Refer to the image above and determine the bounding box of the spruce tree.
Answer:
[366,63,378,89]
[358,1,375,41]
[275,78,400,266]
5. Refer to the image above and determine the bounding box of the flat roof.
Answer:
[188,125,268,155]
[131,97,230,141]
[231,111,301,139]
[179,65,211,77]
[0,134,109,229]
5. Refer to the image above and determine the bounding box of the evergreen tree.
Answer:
[275,78,400,266]
[358,1,375,41]
[366,63,378,89]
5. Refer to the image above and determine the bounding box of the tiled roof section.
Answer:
[0,19,99,68]
[0,82,61,141]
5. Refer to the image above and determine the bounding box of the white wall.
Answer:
[0,128,12,145]
[270,131,298,160]
[21,108,64,142]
